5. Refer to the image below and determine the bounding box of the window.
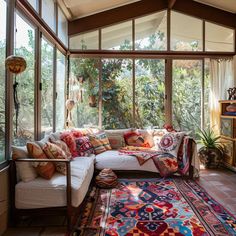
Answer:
[58,6,68,46]
[69,30,99,50]
[69,58,99,127]
[171,11,203,51]
[56,50,66,131]
[102,59,133,129]
[13,13,36,145]
[101,21,132,50]
[135,11,167,50]
[42,0,55,31]
[205,22,234,52]
[27,0,38,12]
[41,38,54,137]
[0,0,6,162]
[172,60,202,136]
[135,59,165,128]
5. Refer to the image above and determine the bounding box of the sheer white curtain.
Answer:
[210,58,234,133]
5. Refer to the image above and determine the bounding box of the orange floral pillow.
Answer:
[27,142,55,179]
[123,130,150,148]
[43,142,68,175]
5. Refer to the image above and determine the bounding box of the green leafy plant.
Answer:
[198,128,223,151]
[198,128,225,168]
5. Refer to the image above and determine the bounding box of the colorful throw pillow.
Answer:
[137,129,154,148]
[158,132,185,157]
[43,142,68,175]
[49,139,72,159]
[26,142,55,179]
[12,146,38,182]
[75,136,94,156]
[89,132,111,154]
[105,133,125,149]
[152,129,168,147]
[60,131,78,157]
[123,130,150,148]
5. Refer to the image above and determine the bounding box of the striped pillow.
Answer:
[89,132,111,154]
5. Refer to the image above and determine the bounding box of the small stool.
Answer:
[95,168,118,188]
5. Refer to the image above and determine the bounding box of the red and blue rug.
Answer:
[77,178,236,235]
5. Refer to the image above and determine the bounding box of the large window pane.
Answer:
[205,22,234,52]
[0,0,6,162]
[171,11,203,51]
[102,59,133,129]
[13,14,35,145]
[27,0,38,12]
[58,6,68,46]
[69,58,99,127]
[41,38,54,137]
[101,21,132,50]
[56,50,66,131]
[135,11,167,50]
[135,59,165,128]
[69,31,99,50]
[172,60,202,136]
[42,0,55,31]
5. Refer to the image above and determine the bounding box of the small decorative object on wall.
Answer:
[65,99,75,128]
[5,55,27,134]
[227,87,236,100]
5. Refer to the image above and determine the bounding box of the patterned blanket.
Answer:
[119,136,193,177]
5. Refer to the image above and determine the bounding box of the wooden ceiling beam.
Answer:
[68,0,167,36]
[168,0,177,9]
[172,0,236,28]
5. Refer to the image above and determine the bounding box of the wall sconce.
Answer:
[5,55,27,134]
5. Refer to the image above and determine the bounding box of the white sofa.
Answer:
[10,128,200,233]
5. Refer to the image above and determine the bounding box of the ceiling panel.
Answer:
[63,0,141,19]
[194,0,236,13]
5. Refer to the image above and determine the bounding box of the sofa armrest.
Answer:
[12,158,72,220]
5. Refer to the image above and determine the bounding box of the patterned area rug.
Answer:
[76,178,236,236]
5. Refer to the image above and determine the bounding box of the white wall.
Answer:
[0,168,9,235]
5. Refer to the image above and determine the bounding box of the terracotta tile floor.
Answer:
[3,167,236,236]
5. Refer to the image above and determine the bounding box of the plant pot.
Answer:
[198,147,222,168]
[89,95,97,107]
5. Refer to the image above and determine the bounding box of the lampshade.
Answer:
[5,55,27,74]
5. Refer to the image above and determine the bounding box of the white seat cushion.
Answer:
[15,157,95,209]
[95,150,158,173]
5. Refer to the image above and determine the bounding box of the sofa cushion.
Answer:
[89,132,111,154]
[15,156,95,209]
[42,142,70,175]
[49,139,72,159]
[60,131,78,157]
[12,146,38,182]
[137,129,155,148]
[158,132,185,157]
[27,142,55,180]
[95,150,158,173]
[105,132,125,149]
[124,130,151,147]
[75,136,94,156]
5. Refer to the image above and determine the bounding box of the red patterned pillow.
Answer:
[123,130,150,148]
[27,142,55,179]
[158,132,185,157]
[75,136,95,157]
[60,131,78,157]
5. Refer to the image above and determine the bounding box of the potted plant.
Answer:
[198,128,224,168]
